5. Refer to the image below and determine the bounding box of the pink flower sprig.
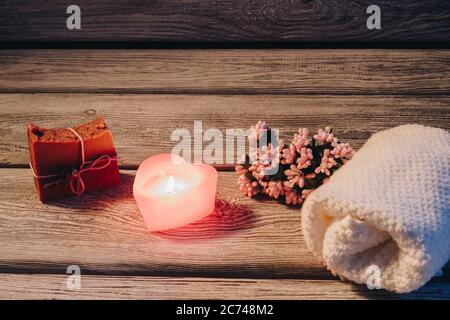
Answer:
[235,122,354,206]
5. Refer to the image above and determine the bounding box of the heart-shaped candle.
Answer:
[133,154,218,232]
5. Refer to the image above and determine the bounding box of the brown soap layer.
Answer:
[29,117,108,143]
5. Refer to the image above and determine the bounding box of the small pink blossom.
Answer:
[331,142,354,161]
[265,180,284,199]
[296,147,313,169]
[314,127,334,144]
[250,143,281,177]
[248,120,270,145]
[281,144,297,164]
[237,175,259,197]
[284,164,305,188]
[259,143,280,166]
[249,162,265,180]
[293,128,310,152]
[285,189,303,205]
[315,149,337,176]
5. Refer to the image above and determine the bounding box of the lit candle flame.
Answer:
[165,176,176,195]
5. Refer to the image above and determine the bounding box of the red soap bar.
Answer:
[27,118,120,202]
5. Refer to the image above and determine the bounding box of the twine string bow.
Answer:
[30,127,117,196]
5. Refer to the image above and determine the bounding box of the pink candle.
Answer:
[133,154,217,232]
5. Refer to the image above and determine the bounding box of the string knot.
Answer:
[67,154,114,196]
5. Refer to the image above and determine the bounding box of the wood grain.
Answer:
[1,1,449,42]
[0,93,448,167]
[0,168,448,279]
[1,50,450,94]
[0,168,328,278]
[1,44,449,299]
[1,274,449,300]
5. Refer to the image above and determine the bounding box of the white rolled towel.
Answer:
[301,125,450,293]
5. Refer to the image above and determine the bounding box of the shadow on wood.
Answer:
[155,197,256,241]
[43,172,136,211]
[45,172,256,241]
[348,281,450,300]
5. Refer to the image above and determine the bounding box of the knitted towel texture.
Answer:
[301,125,450,293]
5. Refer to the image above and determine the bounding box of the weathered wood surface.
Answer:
[1,1,450,42]
[1,274,449,300]
[0,169,326,278]
[0,168,448,287]
[0,94,449,168]
[0,47,449,299]
[1,50,450,94]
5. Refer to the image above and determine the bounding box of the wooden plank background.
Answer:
[1,1,450,42]
[2,274,449,300]
[0,169,323,278]
[0,7,450,298]
[0,93,449,168]
[2,167,447,278]
[1,50,450,94]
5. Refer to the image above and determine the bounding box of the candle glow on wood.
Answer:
[133,154,217,232]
